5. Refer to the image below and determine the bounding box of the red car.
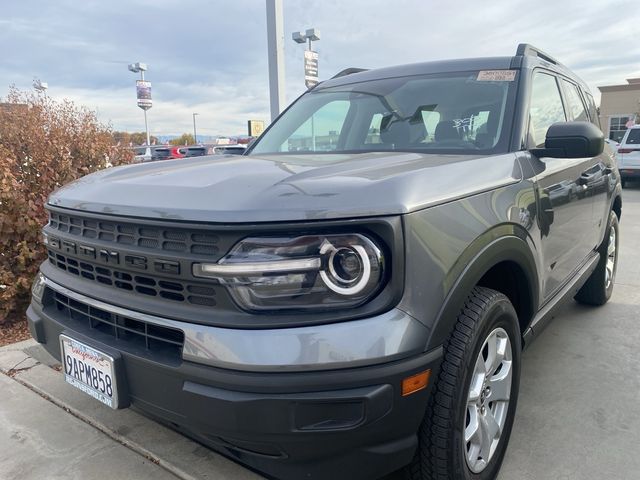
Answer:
[153,146,187,160]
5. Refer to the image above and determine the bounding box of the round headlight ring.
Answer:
[320,243,373,296]
[328,247,363,285]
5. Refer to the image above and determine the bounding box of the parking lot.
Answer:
[1,186,639,480]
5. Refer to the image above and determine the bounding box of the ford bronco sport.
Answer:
[28,44,622,480]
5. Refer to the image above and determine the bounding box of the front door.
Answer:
[527,71,598,300]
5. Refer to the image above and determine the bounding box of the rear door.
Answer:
[528,71,600,300]
[559,79,611,244]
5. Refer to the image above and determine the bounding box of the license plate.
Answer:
[59,335,119,409]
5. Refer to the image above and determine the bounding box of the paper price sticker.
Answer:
[477,70,517,82]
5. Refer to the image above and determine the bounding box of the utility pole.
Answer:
[193,113,199,144]
[266,0,286,121]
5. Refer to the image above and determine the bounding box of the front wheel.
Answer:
[405,287,521,480]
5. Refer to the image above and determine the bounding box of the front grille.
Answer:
[48,250,217,307]
[48,212,221,257]
[51,290,184,359]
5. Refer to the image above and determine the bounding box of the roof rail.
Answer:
[331,67,368,79]
[515,44,559,65]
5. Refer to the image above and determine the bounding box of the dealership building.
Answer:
[598,78,640,142]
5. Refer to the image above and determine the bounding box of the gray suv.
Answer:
[28,44,621,480]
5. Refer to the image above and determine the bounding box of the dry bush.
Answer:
[0,86,133,324]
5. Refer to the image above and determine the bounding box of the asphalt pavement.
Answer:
[1,185,639,480]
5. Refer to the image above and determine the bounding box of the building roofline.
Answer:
[598,84,640,93]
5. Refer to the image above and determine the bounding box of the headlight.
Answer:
[193,234,384,311]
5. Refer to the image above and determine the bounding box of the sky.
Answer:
[2,0,639,137]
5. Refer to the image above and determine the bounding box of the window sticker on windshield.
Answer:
[477,70,516,82]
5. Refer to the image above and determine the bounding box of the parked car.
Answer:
[616,124,640,187]
[604,138,619,152]
[29,44,621,480]
[183,145,208,157]
[132,146,153,163]
[153,145,187,161]
[213,144,246,155]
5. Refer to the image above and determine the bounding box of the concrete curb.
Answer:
[0,339,262,480]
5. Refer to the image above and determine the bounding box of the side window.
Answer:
[365,113,383,144]
[283,100,350,152]
[625,128,640,145]
[529,72,567,148]
[584,92,600,128]
[561,80,588,122]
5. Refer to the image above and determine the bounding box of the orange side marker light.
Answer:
[402,369,431,397]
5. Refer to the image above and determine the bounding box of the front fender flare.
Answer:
[425,233,539,351]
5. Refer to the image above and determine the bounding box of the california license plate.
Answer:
[59,335,119,409]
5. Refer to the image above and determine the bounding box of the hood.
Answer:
[48,152,523,223]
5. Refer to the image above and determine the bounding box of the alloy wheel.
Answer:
[605,225,617,290]
[464,327,513,473]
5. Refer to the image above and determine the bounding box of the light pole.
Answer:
[292,28,320,89]
[266,0,286,121]
[128,62,151,146]
[193,113,199,144]
[292,28,320,149]
[33,80,49,94]
[292,28,320,52]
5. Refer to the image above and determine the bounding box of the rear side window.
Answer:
[583,92,600,128]
[624,129,640,145]
[528,72,567,148]
[561,80,588,122]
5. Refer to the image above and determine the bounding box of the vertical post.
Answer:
[266,0,286,121]
[140,70,151,146]
[193,113,198,144]
[306,40,315,150]
[143,111,150,146]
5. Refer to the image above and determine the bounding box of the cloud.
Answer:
[2,0,639,135]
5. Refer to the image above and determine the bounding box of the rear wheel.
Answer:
[575,210,619,306]
[405,287,521,480]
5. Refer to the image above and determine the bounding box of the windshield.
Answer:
[250,70,518,155]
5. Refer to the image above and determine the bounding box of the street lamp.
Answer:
[33,80,48,94]
[292,28,320,90]
[292,28,321,149]
[193,113,199,144]
[292,28,320,50]
[128,62,151,146]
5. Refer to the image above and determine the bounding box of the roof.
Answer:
[598,79,640,93]
[318,44,587,91]
[318,57,514,89]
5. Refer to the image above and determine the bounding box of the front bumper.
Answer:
[28,276,442,480]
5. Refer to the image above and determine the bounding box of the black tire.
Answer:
[405,287,521,480]
[574,210,619,306]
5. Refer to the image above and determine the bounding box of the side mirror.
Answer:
[532,121,604,158]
